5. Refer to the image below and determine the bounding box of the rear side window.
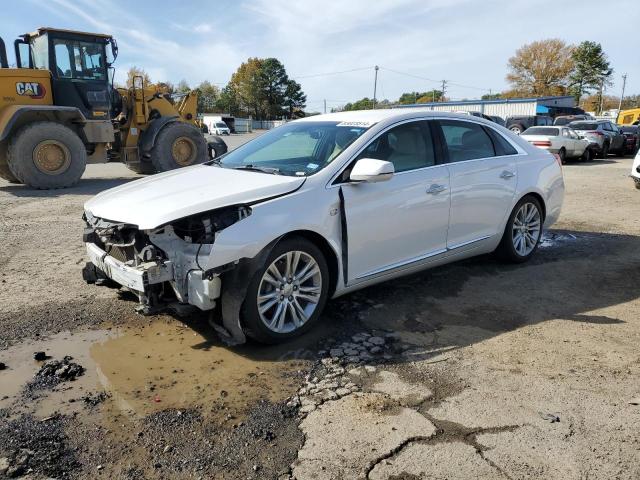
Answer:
[486,128,518,155]
[437,120,495,162]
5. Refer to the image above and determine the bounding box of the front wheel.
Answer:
[581,147,592,163]
[599,143,609,159]
[496,196,543,263]
[242,237,330,344]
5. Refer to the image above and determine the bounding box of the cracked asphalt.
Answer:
[1,137,639,479]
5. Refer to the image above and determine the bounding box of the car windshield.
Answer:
[569,122,598,130]
[216,121,371,176]
[216,123,227,128]
[523,127,559,136]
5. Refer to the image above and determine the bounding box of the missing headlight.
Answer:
[172,206,251,244]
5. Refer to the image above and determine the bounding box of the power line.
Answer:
[379,66,492,93]
[292,66,374,79]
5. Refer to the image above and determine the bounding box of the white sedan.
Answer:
[82,110,564,344]
[521,126,592,163]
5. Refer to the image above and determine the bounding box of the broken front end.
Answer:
[82,206,251,329]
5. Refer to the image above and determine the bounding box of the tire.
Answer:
[150,122,208,172]
[495,195,543,263]
[241,237,330,344]
[509,124,525,135]
[0,143,20,183]
[599,142,609,159]
[7,121,86,189]
[558,147,566,164]
[581,147,592,163]
[126,162,155,174]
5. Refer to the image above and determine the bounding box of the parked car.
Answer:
[506,115,553,135]
[210,121,231,135]
[619,126,640,155]
[553,114,593,126]
[455,111,505,127]
[204,134,228,159]
[82,111,564,344]
[488,115,506,127]
[632,149,640,189]
[568,120,626,158]
[521,126,592,162]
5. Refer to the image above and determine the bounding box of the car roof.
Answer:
[295,108,496,125]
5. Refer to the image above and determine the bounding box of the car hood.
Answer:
[84,165,305,229]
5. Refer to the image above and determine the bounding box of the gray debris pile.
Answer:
[35,356,84,381]
[288,332,399,417]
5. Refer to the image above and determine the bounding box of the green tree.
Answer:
[229,57,265,117]
[283,79,306,119]
[176,79,191,94]
[481,93,502,100]
[341,98,374,111]
[195,81,220,113]
[155,81,175,94]
[506,39,574,96]
[259,58,290,118]
[568,41,613,104]
[126,66,151,88]
[399,90,442,104]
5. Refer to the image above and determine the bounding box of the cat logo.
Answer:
[15,82,46,99]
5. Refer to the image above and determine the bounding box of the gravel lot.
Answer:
[0,133,639,479]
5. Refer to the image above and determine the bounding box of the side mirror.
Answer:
[349,158,394,183]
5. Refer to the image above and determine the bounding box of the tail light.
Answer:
[532,140,552,147]
[587,131,604,137]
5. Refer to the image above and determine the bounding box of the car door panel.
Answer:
[435,119,517,249]
[342,166,450,281]
[339,120,451,284]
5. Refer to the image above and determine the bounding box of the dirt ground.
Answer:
[0,137,639,479]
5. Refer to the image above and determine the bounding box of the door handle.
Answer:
[500,170,515,179]
[426,184,447,194]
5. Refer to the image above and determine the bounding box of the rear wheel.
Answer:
[599,142,609,159]
[558,147,566,164]
[581,147,592,163]
[509,124,524,135]
[7,122,86,189]
[241,237,330,344]
[496,196,543,263]
[150,123,208,172]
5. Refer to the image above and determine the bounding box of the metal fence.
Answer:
[252,119,288,130]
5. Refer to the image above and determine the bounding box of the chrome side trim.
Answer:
[354,234,494,281]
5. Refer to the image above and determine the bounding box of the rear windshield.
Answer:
[569,122,598,130]
[523,127,559,136]
[553,117,573,125]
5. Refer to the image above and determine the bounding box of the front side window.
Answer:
[52,38,106,81]
[355,121,435,173]
[218,121,370,176]
[438,120,495,162]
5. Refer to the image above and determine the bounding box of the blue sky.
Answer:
[2,0,639,112]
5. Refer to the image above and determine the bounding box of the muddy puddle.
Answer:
[0,319,318,422]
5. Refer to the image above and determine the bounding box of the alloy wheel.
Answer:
[257,251,323,334]
[512,202,541,256]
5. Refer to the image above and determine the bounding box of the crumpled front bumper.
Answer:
[83,242,222,311]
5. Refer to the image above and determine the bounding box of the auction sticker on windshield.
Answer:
[336,121,376,127]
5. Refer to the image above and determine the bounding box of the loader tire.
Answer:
[8,121,87,189]
[126,162,156,174]
[150,122,208,173]
[0,143,20,183]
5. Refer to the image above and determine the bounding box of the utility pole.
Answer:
[372,65,379,109]
[323,99,327,114]
[617,73,627,117]
[441,80,447,102]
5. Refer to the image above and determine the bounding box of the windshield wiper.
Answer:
[232,165,281,175]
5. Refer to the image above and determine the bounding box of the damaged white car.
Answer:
[83,110,564,344]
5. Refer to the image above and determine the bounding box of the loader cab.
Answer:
[17,28,117,120]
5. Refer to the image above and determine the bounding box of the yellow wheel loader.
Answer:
[0,28,214,189]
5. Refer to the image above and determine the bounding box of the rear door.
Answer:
[435,119,518,249]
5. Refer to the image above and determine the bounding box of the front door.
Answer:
[435,119,517,249]
[340,120,451,283]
